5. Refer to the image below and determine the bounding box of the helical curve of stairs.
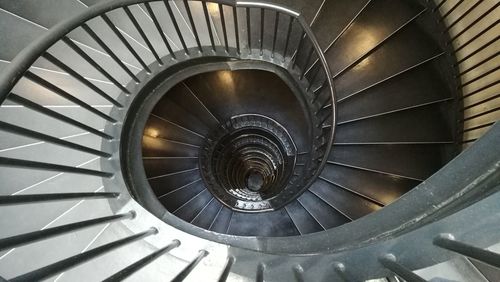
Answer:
[0,0,499,281]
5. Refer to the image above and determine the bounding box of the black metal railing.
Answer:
[0,0,334,280]
[0,0,335,200]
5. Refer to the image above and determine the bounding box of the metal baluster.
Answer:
[300,45,314,79]
[23,71,116,122]
[233,6,240,54]
[219,4,229,52]
[271,12,280,58]
[256,262,265,282]
[0,121,111,158]
[100,14,151,73]
[42,52,123,108]
[379,254,426,282]
[260,8,264,56]
[171,250,209,282]
[283,16,295,62]
[0,157,113,178]
[434,234,500,268]
[144,2,176,59]
[202,1,216,51]
[318,109,333,127]
[291,30,306,69]
[103,240,181,281]
[312,79,327,103]
[306,63,322,91]
[0,211,133,251]
[0,192,119,206]
[164,0,189,55]
[7,94,113,139]
[217,256,235,282]
[123,6,163,64]
[184,0,202,52]
[82,23,142,81]
[62,37,130,94]
[332,262,351,281]
[10,228,157,282]
[246,7,251,52]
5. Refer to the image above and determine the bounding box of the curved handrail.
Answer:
[0,0,234,104]
[0,0,336,200]
[236,0,336,193]
[236,1,300,17]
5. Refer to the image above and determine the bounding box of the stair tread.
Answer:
[285,200,324,234]
[209,206,232,233]
[227,209,300,236]
[311,0,369,49]
[0,106,108,140]
[309,179,381,219]
[166,82,221,130]
[148,168,201,196]
[334,103,454,143]
[151,96,212,138]
[191,197,222,229]
[335,23,444,100]
[0,173,104,237]
[0,198,118,280]
[144,115,205,148]
[0,8,47,61]
[320,164,419,206]
[174,189,213,222]
[324,0,423,76]
[328,144,455,181]
[0,0,116,63]
[298,191,350,229]
[0,8,138,83]
[158,178,204,212]
[337,61,451,123]
[143,158,198,179]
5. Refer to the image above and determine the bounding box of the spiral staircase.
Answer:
[0,0,499,281]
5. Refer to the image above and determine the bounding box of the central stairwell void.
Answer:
[126,58,456,237]
[0,0,498,281]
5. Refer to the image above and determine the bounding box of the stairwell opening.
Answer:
[122,62,330,236]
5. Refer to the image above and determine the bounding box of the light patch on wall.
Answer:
[207,2,219,14]
[145,127,160,138]
[217,70,236,93]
